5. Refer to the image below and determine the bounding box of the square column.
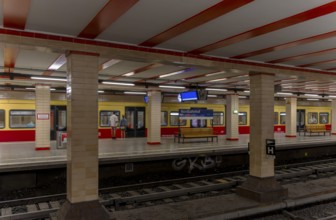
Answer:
[226,94,239,140]
[147,90,161,144]
[35,85,50,150]
[332,100,336,135]
[285,97,297,137]
[237,72,287,203]
[56,51,110,219]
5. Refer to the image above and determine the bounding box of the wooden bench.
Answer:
[175,128,218,143]
[304,125,330,136]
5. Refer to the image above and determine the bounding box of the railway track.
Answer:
[2,158,336,219]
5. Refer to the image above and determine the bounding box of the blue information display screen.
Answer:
[179,90,198,101]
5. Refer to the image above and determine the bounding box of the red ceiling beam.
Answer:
[4,47,19,72]
[233,30,336,59]
[139,0,254,47]
[190,1,336,54]
[3,0,31,29]
[268,48,336,64]
[299,59,336,68]
[78,0,139,39]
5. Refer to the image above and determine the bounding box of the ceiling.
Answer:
[1,0,336,98]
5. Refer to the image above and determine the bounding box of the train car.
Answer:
[0,94,332,142]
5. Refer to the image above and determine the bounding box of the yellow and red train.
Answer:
[0,97,332,142]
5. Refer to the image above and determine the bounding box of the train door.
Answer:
[125,107,146,137]
[50,106,67,140]
[297,109,305,132]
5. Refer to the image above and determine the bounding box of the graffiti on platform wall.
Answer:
[172,156,222,172]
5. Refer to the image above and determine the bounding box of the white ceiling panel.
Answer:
[158,0,333,51]
[26,0,108,36]
[208,12,336,58]
[15,50,61,71]
[98,0,221,45]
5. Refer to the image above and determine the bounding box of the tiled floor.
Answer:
[0,133,335,170]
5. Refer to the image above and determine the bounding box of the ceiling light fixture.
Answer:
[98,90,104,93]
[102,81,135,86]
[207,78,227,82]
[276,92,293,96]
[205,71,225,77]
[124,91,147,95]
[205,88,228,92]
[304,94,319,97]
[159,85,186,89]
[207,94,218,98]
[48,54,66,70]
[159,70,185,78]
[123,72,134,77]
[307,98,319,101]
[31,76,67,82]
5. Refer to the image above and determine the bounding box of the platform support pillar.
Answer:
[35,84,50,150]
[226,94,239,140]
[332,100,336,135]
[237,72,287,203]
[147,90,161,144]
[285,97,297,137]
[56,51,111,219]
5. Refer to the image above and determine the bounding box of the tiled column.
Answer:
[147,90,161,144]
[332,100,336,135]
[57,52,110,219]
[285,97,297,137]
[237,72,287,202]
[226,94,239,140]
[35,85,50,150]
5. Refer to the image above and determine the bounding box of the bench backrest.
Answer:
[305,124,326,131]
[180,127,213,135]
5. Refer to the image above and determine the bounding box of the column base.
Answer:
[285,135,296,138]
[226,138,239,141]
[147,142,161,145]
[55,199,112,220]
[236,175,287,203]
[35,147,50,151]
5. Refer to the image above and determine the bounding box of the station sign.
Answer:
[179,109,213,119]
[266,139,276,156]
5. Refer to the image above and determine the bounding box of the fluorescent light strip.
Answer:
[243,90,250,93]
[26,87,56,91]
[276,92,293,96]
[124,91,147,95]
[98,90,104,93]
[159,85,185,89]
[304,94,319,97]
[239,96,247,99]
[101,59,121,70]
[207,94,217,98]
[48,54,66,70]
[205,71,225,77]
[328,95,336,98]
[207,77,227,82]
[123,72,134,76]
[205,88,227,92]
[307,98,319,101]
[102,81,135,86]
[159,70,185,78]
[31,76,67,82]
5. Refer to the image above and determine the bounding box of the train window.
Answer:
[319,112,329,124]
[10,110,35,128]
[100,111,120,127]
[308,112,318,124]
[212,112,224,125]
[170,112,186,126]
[190,119,207,128]
[274,112,279,125]
[0,110,4,128]
[161,111,168,126]
[280,112,286,124]
[238,112,247,125]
